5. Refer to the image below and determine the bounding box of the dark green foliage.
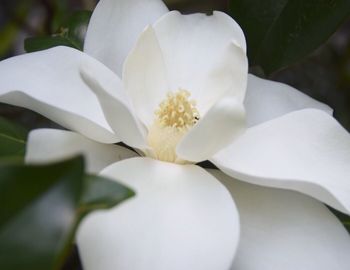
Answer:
[25,11,92,52]
[0,117,28,162]
[230,0,350,74]
[0,156,134,270]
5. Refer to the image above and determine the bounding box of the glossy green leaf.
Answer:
[330,208,350,234]
[24,36,78,53]
[0,117,28,161]
[63,10,92,50]
[25,11,92,53]
[0,156,134,270]
[80,174,134,214]
[229,0,350,74]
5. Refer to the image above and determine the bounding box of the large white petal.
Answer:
[245,74,333,127]
[153,10,246,105]
[0,46,118,143]
[80,59,148,150]
[84,0,168,76]
[177,97,246,162]
[212,109,350,214]
[211,169,350,270]
[123,26,168,127]
[78,157,239,270]
[25,129,137,173]
[176,41,247,162]
[195,41,248,114]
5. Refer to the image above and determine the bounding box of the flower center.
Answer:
[147,89,199,164]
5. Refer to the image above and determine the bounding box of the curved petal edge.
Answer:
[78,157,239,270]
[25,129,138,173]
[212,109,350,215]
[211,169,350,270]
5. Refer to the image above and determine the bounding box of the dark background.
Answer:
[1,0,350,131]
[1,1,350,269]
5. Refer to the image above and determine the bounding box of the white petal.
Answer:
[80,59,148,150]
[245,74,333,127]
[153,11,246,101]
[177,97,246,162]
[176,42,248,162]
[77,157,239,270]
[123,26,168,126]
[212,109,350,214]
[84,0,168,76]
[0,46,118,143]
[25,129,137,173]
[196,41,248,114]
[211,170,350,270]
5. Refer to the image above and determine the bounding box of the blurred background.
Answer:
[1,0,350,131]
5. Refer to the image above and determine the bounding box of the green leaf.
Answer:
[24,36,77,53]
[24,11,92,53]
[229,0,350,74]
[0,156,134,270]
[0,117,28,161]
[63,10,92,50]
[330,208,350,234]
[80,174,134,214]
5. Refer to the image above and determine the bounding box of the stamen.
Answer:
[147,89,200,163]
[155,89,200,130]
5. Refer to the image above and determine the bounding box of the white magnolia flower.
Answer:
[1,0,350,269]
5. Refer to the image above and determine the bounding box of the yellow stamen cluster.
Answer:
[155,89,199,130]
[147,89,200,164]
